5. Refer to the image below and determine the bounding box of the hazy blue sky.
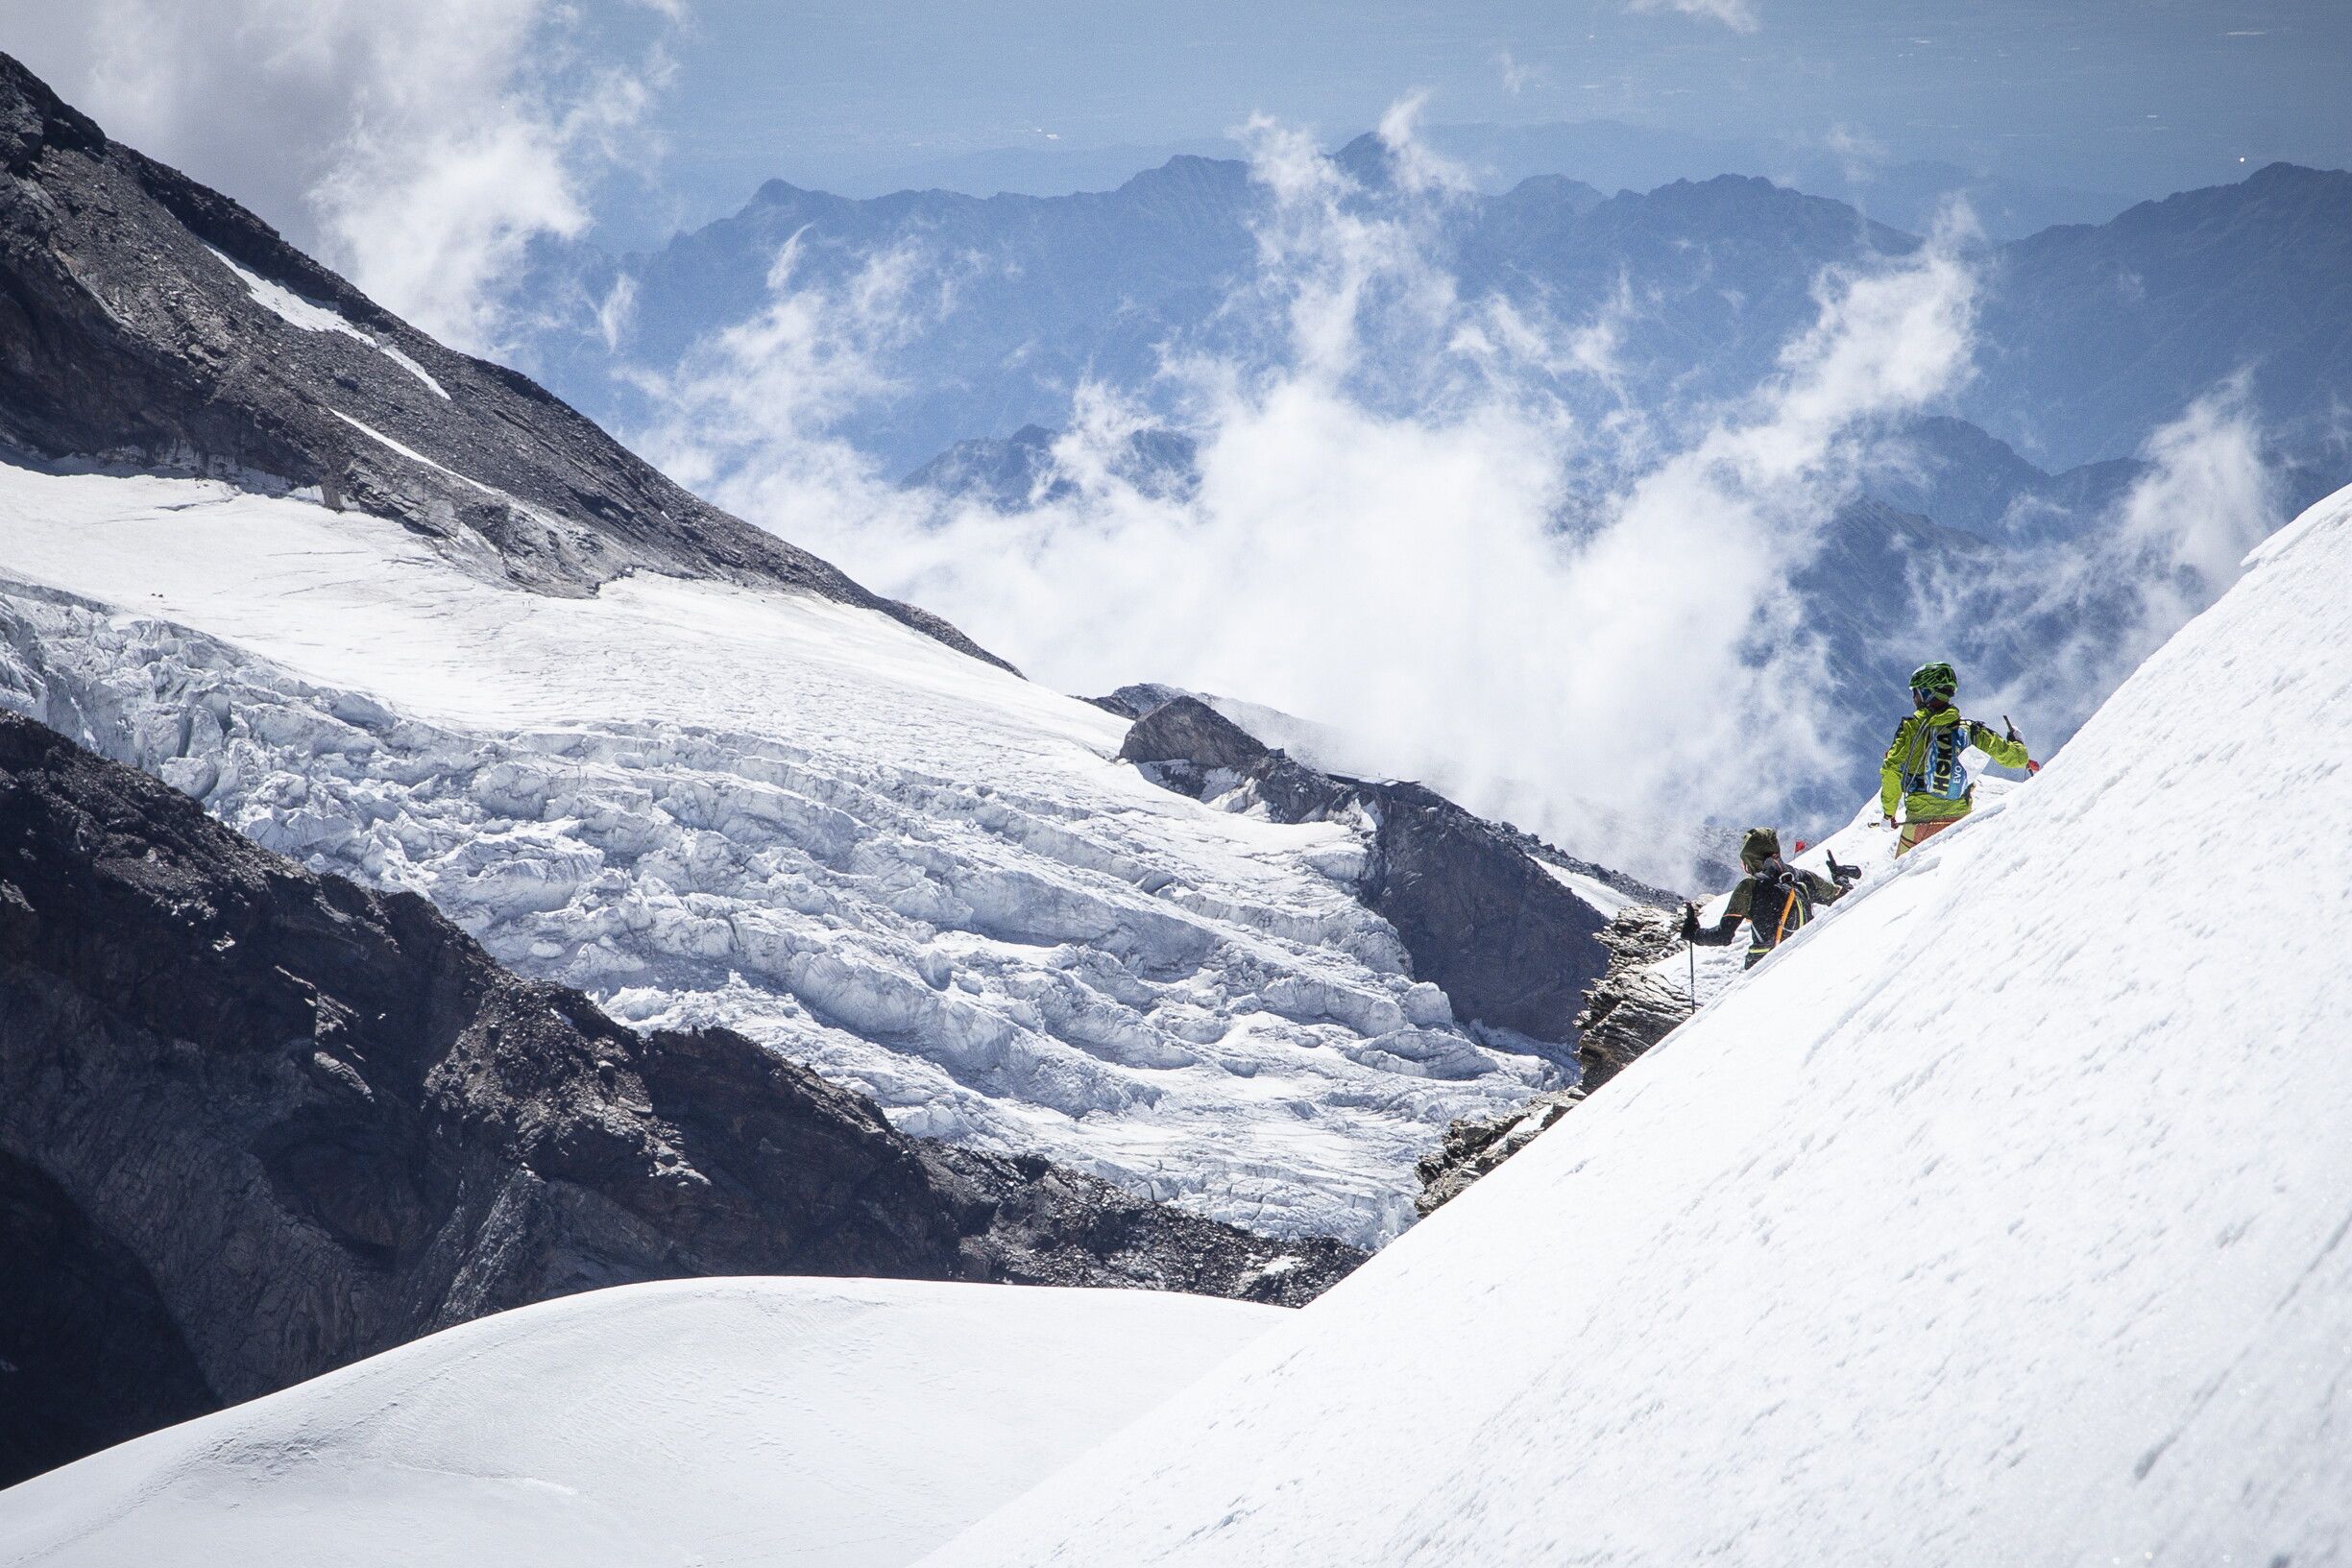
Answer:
[603,0,2349,219]
[5,0,2345,261]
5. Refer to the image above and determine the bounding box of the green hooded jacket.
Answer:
[1879,707,2030,823]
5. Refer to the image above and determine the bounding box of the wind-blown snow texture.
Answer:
[0,463,1556,1245]
[0,1277,1277,1568]
[924,481,2352,1565]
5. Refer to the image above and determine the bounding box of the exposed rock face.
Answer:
[0,52,1000,668]
[1088,681,1190,720]
[0,1150,215,1486]
[1120,694,1292,780]
[1412,905,1695,1215]
[929,1148,1359,1302]
[1412,1089,1586,1217]
[1571,905,1693,1091]
[1118,695,1669,1049]
[0,712,1357,1485]
[1358,782,1606,1048]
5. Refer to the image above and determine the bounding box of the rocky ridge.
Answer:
[1567,905,1694,1089]
[0,51,1000,667]
[0,712,1358,1486]
[1116,694,1677,1053]
[1415,905,1693,1216]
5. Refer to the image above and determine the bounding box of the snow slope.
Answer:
[923,479,2352,1564]
[0,1278,1277,1568]
[0,462,1556,1245]
[1660,775,2028,1010]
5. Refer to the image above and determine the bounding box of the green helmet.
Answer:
[1907,661,1957,702]
[1739,827,1782,871]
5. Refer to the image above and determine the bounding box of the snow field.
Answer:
[0,1277,1281,1568]
[0,464,1558,1244]
[919,483,2352,1565]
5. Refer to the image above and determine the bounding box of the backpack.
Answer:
[1746,863,1814,954]
[1901,715,1977,803]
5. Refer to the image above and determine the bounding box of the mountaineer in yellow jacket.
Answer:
[1880,661,2032,854]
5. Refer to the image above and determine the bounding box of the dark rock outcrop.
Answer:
[1356,781,1607,1048]
[1411,1088,1586,1218]
[1117,695,1675,1050]
[1413,904,1696,1215]
[930,1147,1360,1301]
[0,52,1001,669]
[1120,694,1288,778]
[0,1150,216,1485]
[0,712,1357,1484]
[1571,905,1694,1092]
[1088,681,1190,720]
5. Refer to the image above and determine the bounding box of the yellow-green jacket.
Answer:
[1879,707,2030,823]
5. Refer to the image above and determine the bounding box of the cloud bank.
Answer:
[643,109,1980,880]
[1950,377,2281,741]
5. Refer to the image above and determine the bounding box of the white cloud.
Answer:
[1628,0,1762,35]
[0,0,678,353]
[1372,92,1477,200]
[639,107,1978,881]
[634,232,965,538]
[2047,380,2277,712]
[1917,375,2279,747]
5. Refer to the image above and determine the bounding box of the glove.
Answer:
[1680,903,1700,941]
[1828,853,1858,886]
[1879,814,1897,831]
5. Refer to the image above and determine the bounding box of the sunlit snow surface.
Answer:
[0,1278,1278,1568]
[923,482,2352,1563]
[0,463,1556,1244]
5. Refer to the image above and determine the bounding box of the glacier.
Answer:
[0,1277,1276,1568]
[919,478,2352,1564]
[0,461,1569,1246]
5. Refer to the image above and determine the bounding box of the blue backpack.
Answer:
[1902,717,1977,802]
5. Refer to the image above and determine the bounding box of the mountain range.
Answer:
[517,137,2352,485]
[833,118,2130,248]
[504,133,2349,832]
